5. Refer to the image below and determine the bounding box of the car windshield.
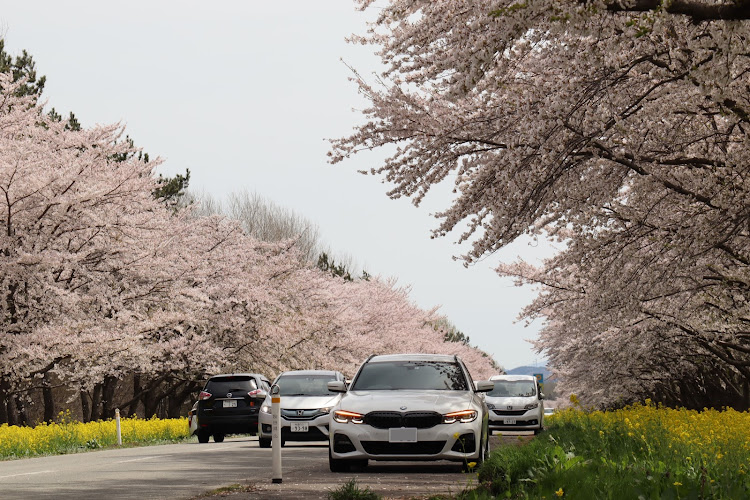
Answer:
[487,380,536,398]
[205,376,258,394]
[351,361,469,391]
[276,374,338,396]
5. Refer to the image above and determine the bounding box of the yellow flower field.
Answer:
[478,401,750,499]
[0,412,190,459]
[551,399,750,472]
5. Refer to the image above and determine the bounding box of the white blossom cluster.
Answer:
[334,0,750,408]
[0,72,496,420]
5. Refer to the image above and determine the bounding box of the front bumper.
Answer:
[329,422,483,462]
[488,409,542,431]
[258,411,331,442]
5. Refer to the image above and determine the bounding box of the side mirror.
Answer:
[328,381,347,393]
[539,392,545,400]
[475,380,494,392]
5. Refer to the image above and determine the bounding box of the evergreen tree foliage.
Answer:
[0,40,45,97]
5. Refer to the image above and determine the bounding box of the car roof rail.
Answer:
[365,354,378,363]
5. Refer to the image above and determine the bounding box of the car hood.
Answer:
[339,390,474,413]
[485,396,537,409]
[263,394,340,409]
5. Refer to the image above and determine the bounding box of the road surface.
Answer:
[0,433,533,499]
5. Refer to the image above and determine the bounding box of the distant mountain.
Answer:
[505,365,551,381]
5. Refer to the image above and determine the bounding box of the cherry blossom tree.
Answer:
[332,0,750,408]
[0,68,496,424]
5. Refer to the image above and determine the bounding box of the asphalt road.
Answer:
[0,433,533,500]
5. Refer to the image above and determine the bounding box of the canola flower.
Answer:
[0,412,190,460]
[548,399,750,495]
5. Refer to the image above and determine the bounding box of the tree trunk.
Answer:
[127,373,142,417]
[0,379,9,425]
[14,395,28,426]
[167,381,199,418]
[80,389,91,422]
[142,383,159,419]
[90,383,103,422]
[42,373,55,422]
[100,376,117,419]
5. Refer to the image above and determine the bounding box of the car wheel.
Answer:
[213,433,225,443]
[352,459,368,470]
[329,447,351,472]
[197,430,210,444]
[534,426,543,435]
[259,437,271,448]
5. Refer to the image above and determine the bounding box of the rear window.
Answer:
[276,374,339,396]
[351,361,468,391]
[487,380,536,398]
[205,376,258,394]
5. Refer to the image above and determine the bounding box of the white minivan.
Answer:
[486,374,544,435]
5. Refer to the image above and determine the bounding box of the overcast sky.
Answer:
[1,1,556,370]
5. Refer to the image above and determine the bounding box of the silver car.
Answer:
[327,353,493,472]
[258,370,346,448]
[486,374,545,435]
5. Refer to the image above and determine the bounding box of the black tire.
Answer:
[197,430,210,443]
[213,433,225,443]
[329,447,351,472]
[352,459,368,470]
[259,437,271,448]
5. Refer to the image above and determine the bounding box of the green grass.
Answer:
[328,479,381,500]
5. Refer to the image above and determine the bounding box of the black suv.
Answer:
[195,373,271,443]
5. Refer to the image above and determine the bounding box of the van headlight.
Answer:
[442,410,478,423]
[261,405,271,414]
[524,402,539,410]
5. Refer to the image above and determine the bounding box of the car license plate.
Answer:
[389,427,417,443]
[223,400,237,408]
[291,422,309,432]
[503,418,515,425]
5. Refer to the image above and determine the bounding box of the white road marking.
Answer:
[0,470,55,479]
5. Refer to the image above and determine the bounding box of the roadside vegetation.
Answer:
[463,401,750,499]
[0,412,190,460]
[328,479,381,500]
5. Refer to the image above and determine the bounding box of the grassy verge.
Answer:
[0,411,191,460]
[466,402,749,499]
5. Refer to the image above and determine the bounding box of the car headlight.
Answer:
[442,410,478,424]
[261,405,271,414]
[524,402,539,410]
[486,403,495,410]
[333,410,364,424]
[319,406,332,414]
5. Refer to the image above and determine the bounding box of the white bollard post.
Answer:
[271,384,282,484]
[115,408,122,446]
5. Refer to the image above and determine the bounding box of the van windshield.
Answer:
[488,380,536,398]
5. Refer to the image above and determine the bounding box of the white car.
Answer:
[327,353,494,472]
[188,401,198,436]
[258,370,346,448]
[485,374,545,435]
